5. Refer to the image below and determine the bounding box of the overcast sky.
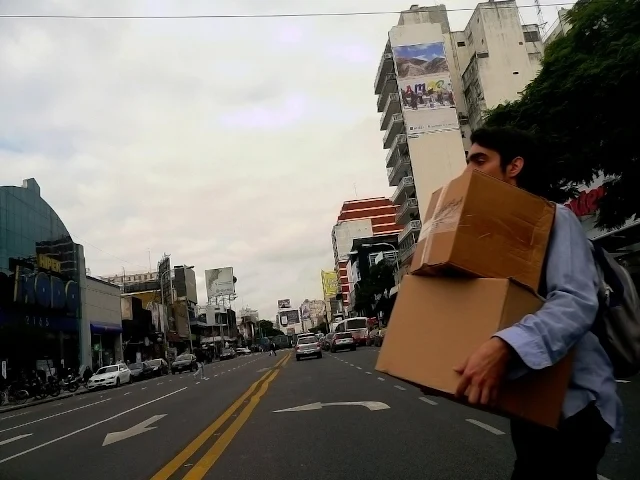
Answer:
[0,0,569,320]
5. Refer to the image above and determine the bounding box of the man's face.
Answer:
[464,143,522,186]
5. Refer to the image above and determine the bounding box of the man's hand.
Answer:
[455,337,512,406]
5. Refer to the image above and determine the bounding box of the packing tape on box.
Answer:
[417,184,463,267]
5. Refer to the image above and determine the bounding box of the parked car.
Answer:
[144,358,169,376]
[322,333,335,351]
[171,354,197,373]
[220,348,236,360]
[128,362,151,381]
[295,336,322,361]
[330,332,356,353]
[235,347,251,356]
[87,363,131,389]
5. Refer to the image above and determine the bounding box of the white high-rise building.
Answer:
[374,1,544,273]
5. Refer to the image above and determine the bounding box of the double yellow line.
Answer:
[151,353,291,480]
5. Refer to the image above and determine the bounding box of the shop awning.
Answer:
[90,322,123,334]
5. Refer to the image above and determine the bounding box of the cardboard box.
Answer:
[410,169,555,292]
[375,275,573,428]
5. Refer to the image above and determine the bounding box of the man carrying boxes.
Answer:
[377,127,623,480]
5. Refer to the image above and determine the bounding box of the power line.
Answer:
[0,3,583,20]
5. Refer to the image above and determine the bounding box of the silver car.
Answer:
[295,336,323,361]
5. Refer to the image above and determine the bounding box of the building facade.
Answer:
[84,276,124,369]
[331,198,402,309]
[374,2,544,273]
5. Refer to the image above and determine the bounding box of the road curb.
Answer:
[0,388,91,414]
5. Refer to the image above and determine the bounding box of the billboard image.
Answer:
[279,315,288,327]
[321,270,338,298]
[175,267,198,304]
[158,255,172,307]
[277,299,291,310]
[392,42,458,135]
[300,300,310,320]
[205,267,235,298]
[280,309,300,325]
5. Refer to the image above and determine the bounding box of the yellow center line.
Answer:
[182,355,289,479]
[150,354,288,480]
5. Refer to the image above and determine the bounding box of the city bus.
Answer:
[330,317,369,346]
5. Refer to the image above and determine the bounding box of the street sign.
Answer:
[102,414,166,446]
[273,401,390,413]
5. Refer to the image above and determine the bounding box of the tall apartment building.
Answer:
[331,197,402,309]
[374,1,544,272]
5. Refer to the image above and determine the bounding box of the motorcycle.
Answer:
[60,374,80,393]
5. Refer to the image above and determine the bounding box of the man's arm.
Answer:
[494,205,600,370]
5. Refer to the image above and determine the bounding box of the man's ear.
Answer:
[507,156,524,180]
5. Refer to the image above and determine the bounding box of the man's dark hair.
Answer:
[470,127,543,195]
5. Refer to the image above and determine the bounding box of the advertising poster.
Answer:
[280,309,300,325]
[392,42,458,135]
[205,267,235,298]
[277,299,291,310]
[300,300,310,320]
[320,270,338,298]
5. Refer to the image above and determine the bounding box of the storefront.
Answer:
[0,179,84,377]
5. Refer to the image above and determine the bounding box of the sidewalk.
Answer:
[0,388,92,414]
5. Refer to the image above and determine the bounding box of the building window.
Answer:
[477,52,489,59]
[523,31,541,43]
[457,41,466,47]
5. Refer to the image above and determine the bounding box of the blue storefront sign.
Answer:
[90,321,123,334]
[0,309,79,332]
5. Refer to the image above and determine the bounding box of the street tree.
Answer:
[483,0,640,229]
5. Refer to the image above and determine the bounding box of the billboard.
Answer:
[158,255,172,307]
[279,309,300,325]
[277,299,291,310]
[321,270,338,298]
[205,267,235,298]
[300,300,310,320]
[175,267,198,304]
[392,42,458,135]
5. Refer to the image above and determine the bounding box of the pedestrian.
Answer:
[452,127,622,480]
[193,349,205,380]
[269,342,276,357]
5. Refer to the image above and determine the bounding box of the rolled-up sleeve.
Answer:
[494,205,600,371]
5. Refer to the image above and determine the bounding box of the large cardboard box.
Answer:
[375,275,573,428]
[410,169,556,291]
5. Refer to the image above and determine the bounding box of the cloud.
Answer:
[0,0,555,319]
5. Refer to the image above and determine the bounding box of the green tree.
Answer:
[257,320,285,337]
[483,0,640,229]
[353,262,396,316]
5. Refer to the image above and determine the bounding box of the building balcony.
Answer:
[396,197,419,224]
[377,73,397,112]
[374,52,394,95]
[383,113,404,149]
[399,242,417,264]
[398,219,422,243]
[385,134,408,168]
[390,175,415,205]
[387,155,411,187]
[380,93,401,131]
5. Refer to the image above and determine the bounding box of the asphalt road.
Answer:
[0,348,636,480]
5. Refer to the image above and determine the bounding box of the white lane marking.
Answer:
[53,403,63,407]
[365,372,372,375]
[102,414,166,446]
[195,382,200,385]
[123,392,131,396]
[274,401,390,412]
[377,377,385,381]
[0,434,32,446]
[141,387,147,390]
[356,366,362,370]
[0,410,32,422]
[0,399,111,434]
[214,374,218,377]
[465,419,505,435]
[394,385,407,391]
[598,475,611,480]
[0,387,187,464]
[168,379,172,382]
[349,364,354,367]
[157,382,163,386]
[419,397,438,405]
[615,379,630,383]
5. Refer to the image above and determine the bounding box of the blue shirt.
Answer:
[494,204,623,442]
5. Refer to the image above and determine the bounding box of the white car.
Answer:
[87,363,131,389]
[235,347,251,356]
